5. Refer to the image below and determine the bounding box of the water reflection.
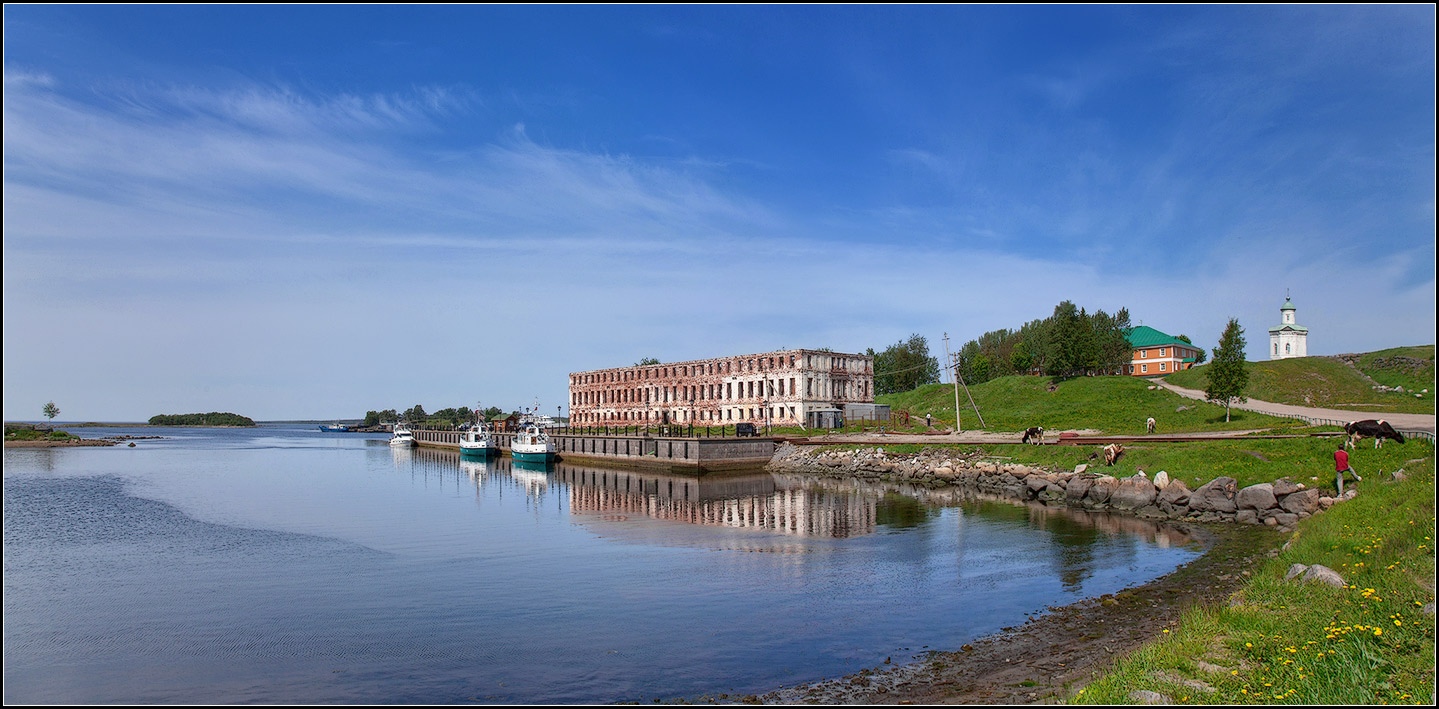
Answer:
[387,448,1198,563]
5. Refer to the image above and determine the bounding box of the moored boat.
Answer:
[318,423,351,432]
[510,424,555,462]
[460,422,496,457]
[389,425,416,447]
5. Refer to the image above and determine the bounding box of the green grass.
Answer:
[1071,442,1435,705]
[820,436,1421,493]
[875,375,1305,436]
[1167,352,1435,415]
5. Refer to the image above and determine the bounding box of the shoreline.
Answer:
[749,516,1275,705]
[4,438,119,448]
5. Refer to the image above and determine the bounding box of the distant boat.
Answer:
[510,424,555,462]
[389,425,415,447]
[460,422,496,457]
[318,423,351,433]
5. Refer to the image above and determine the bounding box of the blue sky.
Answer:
[4,5,1435,421]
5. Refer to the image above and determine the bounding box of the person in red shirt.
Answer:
[1334,442,1362,495]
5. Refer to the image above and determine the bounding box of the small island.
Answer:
[148,412,256,427]
[4,423,117,448]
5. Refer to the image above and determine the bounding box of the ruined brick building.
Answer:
[569,349,874,429]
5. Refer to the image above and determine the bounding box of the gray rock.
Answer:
[1271,512,1298,528]
[1194,661,1228,674]
[1284,564,1308,581]
[1073,463,1089,475]
[1066,476,1093,503]
[1280,488,1319,516]
[1237,483,1277,511]
[1236,509,1260,525]
[1085,476,1117,504]
[1301,564,1346,588]
[1026,475,1050,492]
[1190,477,1238,513]
[1111,477,1159,510]
[1342,489,1359,500]
[1271,478,1301,496]
[1128,689,1172,705]
[1158,480,1191,506]
[1390,470,1407,483]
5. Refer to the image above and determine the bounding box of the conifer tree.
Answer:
[1205,318,1249,422]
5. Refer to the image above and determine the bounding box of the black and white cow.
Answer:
[1021,426,1045,445]
[1344,419,1405,449]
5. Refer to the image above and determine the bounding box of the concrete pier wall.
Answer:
[411,429,775,473]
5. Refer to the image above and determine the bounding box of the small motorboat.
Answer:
[318,423,350,432]
[510,424,555,462]
[389,425,416,447]
[460,422,496,457]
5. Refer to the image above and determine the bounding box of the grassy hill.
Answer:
[1166,347,1435,415]
[1349,345,1435,394]
[875,374,1303,435]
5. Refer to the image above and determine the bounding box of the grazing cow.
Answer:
[1021,426,1045,445]
[1146,417,1157,434]
[1103,443,1125,466]
[1344,420,1405,449]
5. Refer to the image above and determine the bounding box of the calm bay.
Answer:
[4,424,1202,704]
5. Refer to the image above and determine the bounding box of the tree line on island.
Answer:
[363,405,509,428]
[148,412,256,426]
[869,301,1246,416]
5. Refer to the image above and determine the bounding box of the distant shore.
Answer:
[4,438,118,448]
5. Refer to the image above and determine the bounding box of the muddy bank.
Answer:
[735,445,1290,705]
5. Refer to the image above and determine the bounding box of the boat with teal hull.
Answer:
[510,424,556,462]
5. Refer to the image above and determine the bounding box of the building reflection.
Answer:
[555,463,878,539]
[392,448,1201,583]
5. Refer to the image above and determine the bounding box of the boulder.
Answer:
[1236,509,1260,525]
[1085,476,1117,505]
[1066,476,1093,504]
[1026,475,1050,492]
[1189,477,1238,513]
[1279,488,1319,516]
[1284,564,1308,581]
[1158,479,1191,505]
[1237,483,1277,511]
[1271,478,1301,496]
[1110,476,1159,510]
[1073,463,1089,475]
[1300,564,1346,588]
[1152,470,1170,489]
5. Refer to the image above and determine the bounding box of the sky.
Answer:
[3,5,1435,422]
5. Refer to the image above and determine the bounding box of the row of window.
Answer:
[1138,346,1192,359]
[571,352,871,386]
[574,376,871,407]
[575,406,799,423]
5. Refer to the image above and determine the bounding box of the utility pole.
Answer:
[944,332,962,433]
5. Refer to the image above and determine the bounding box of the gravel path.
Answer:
[1155,379,1436,433]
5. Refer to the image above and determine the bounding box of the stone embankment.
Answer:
[768,444,1355,531]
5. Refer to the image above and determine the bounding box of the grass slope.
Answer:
[1073,443,1435,705]
[877,375,1304,435]
[1353,345,1436,395]
[1167,352,1435,416]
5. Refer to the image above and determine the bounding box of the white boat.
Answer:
[510,424,555,462]
[389,425,416,447]
[459,422,496,457]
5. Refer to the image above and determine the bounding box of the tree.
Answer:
[43,401,60,421]
[1177,335,1207,364]
[635,357,660,366]
[873,334,941,395]
[1205,319,1250,422]
[1010,340,1033,374]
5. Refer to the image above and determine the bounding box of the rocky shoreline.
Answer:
[4,438,118,448]
[767,443,1352,533]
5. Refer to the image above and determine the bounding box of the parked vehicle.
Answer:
[735,423,758,437]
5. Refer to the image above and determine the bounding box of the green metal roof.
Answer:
[1125,325,1196,349]
[1281,298,1296,311]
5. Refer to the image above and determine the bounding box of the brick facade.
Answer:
[569,349,874,428]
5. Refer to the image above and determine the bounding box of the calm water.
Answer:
[4,424,1203,704]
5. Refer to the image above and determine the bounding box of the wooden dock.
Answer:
[411,429,776,473]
